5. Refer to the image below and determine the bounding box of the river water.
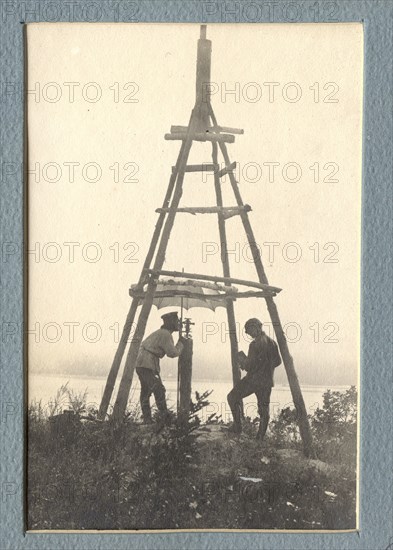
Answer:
[29,372,352,422]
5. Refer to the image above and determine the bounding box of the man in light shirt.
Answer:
[136,311,185,423]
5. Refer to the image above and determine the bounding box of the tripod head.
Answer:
[182,317,195,339]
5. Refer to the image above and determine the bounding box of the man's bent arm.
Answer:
[163,332,184,358]
[238,350,251,371]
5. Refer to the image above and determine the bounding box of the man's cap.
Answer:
[244,318,262,330]
[161,311,179,322]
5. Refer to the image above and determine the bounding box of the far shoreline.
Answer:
[28,370,356,389]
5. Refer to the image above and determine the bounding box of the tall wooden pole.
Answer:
[112,110,198,421]
[112,26,213,421]
[195,25,211,133]
[211,141,241,390]
[178,338,193,424]
[209,105,315,458]
[98,139,189,420]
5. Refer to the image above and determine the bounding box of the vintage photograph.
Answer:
[26,23,362,530]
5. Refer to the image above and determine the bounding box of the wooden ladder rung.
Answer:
[165,132,235,144]
[171,125,194,133]
[129,288,275,299]
[211,125,244,135]
[217,162,237,178]
[155,205,251,217]
[146,268,282,293]
[171,163,218,174]
[171,125,244,135]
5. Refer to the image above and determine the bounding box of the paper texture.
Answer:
[26,23,363,532]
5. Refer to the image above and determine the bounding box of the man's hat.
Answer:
[244,318,262,331]
[161,311,179,323]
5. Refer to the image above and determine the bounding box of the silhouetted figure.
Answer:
[136,311,184,423]
[227,318,281,440]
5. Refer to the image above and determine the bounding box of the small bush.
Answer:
[268,407,301,448]
[311,386,357,464]
[27,385,357,530]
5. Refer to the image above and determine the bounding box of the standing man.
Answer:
[136,311,185,423]
[227,318,282,440]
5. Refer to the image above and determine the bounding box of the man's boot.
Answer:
[256,414,269,441]
[228,402,242,434]
[227,422,242,434]
[141,404,153,424]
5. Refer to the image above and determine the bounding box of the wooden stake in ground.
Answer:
[178,338,193,424]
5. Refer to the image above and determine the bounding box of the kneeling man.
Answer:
[136,311,184,423]
[227,318,281,440]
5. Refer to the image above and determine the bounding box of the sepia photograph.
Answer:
[26,22,363,531]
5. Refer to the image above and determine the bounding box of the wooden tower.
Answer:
[99,25,315,458]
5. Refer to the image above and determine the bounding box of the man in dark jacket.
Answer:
[227,318,281,440]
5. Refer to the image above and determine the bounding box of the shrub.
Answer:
[266,386,357,465]
[27,387,215,530]
[311,386,357,464]
[268,407,301,447]
[27,384,357,530]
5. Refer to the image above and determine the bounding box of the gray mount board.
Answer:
[0,1,392,549]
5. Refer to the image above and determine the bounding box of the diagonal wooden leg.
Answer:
[112,109,198,421]
[98,139,190,420]
[211,141,241,393]
[209,104,316,458]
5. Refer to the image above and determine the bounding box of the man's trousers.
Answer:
[227,374,272,438]
[136,367,167,422]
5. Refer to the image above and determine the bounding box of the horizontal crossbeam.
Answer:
[155,205,251,219]
[129,289,275,300]
[130,288,228,300]
[171,164,218,174]
[210,125,244,135]
[154,278,235,292]
[145,269,282,293]
[171,125,244,135]
[165,132,235,144]
[217,162,237,178]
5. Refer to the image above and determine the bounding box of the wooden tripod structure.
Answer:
[98,25,315,458]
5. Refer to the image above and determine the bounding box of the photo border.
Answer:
[0,1,392,548]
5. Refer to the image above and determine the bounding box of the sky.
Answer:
[27,23,363,390]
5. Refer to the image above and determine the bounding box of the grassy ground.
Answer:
[27,386,357,530]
